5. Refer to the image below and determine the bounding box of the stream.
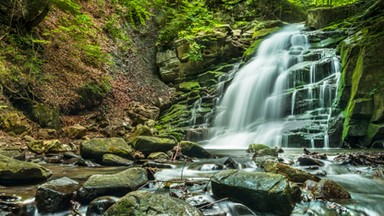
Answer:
[1,149,384,215]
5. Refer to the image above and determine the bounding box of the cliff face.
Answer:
[307,0,384,147]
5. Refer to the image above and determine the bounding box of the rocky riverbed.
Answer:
[1,140,383,215]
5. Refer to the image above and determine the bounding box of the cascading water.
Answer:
[203,24,341,149]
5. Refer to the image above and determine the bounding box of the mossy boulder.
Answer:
[246,143,270,153]
[31,103,61,128]
[35,177,80,213]
[179,141,213,158]
[263,161,320,183]
[131,136,176,155]
[80,138,133,162]
[104,190,203,216]
[0,154,52,185]
[27,139,74,154]
[77,167,148,203]
[0,111,31,135]
[178,81,201,92]
[211,170,297,215]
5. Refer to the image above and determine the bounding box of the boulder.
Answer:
[156,49,180,83]
[86,196,118,216]
[179,141,213,158]
[246,143,270,153]
[211,170,297,215]
[263,161,320,183]
[132,136,176,155]
[102,154,134,166]
[305,179,351,200]
[27,139,74,154]
[80,138,133,162]
[35,177,80,213]
[104,190,203,216]
[77,167,148,203]
[0,154,52,185]
[31,103,61,128]
[298,156,324,166]
[0,111,31,135]
[63,124,87,139]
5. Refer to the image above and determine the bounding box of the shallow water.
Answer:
[1,149,383,215]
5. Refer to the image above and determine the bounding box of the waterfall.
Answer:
[204,24,340,149]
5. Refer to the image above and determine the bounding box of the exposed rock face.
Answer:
[77,167,148,203]
[306,2,364,29]
[104,190,203,216]
[35,177,80,213]
[336,1,384,147]
[80,138,133,162]
[211,170,297,215]
[0,154,52,185]
[127,102,160,126]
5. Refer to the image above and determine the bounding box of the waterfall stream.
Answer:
[203,24,341,149]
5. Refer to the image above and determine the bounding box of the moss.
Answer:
[178,81,200,92]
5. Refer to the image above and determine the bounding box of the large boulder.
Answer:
[77,167,148,203]
[104,190,203,216]
[102,154,134,166]
[31,103,61,129]
[179,141,213,158]
[0,154,52,185]
[86,196,118,216]
[263,161,320,183]
[80,138,133,162]
[131,136,176,155]
[211,170,297,215]
[35,177,80,213]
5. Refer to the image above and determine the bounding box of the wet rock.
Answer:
[246,143,270,153]
[147,152,170,161]
[253,148,279,157]
[104,190,203,216]
[180,141,213,158]
[44,154,64,163]
[263,160,320,183]
[303,148,328,160]
[0,194,35,216]
[131,124,155,137]
[80,138,133,162]
[334,152,384,166]
[142,161,173,169]
[0,154,52,185]
[211,170,297,215]
[63,124,87,139]
[102,154,134,166]
[77,167,148,203]
[86,196,118,216]
[131,136,176,155]
[305,179,351,200]
[298,156,324,166]
[35,177,79,213]
[253,155,280,167]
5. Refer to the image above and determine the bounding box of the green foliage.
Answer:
[158,0,218,45]
[188,42,205,61]
[112,0,153,27]
[288,0,359,8]
[50,0,82,14]
[104,14,133,50]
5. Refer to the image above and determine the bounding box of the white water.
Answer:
[204,24,340,149]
